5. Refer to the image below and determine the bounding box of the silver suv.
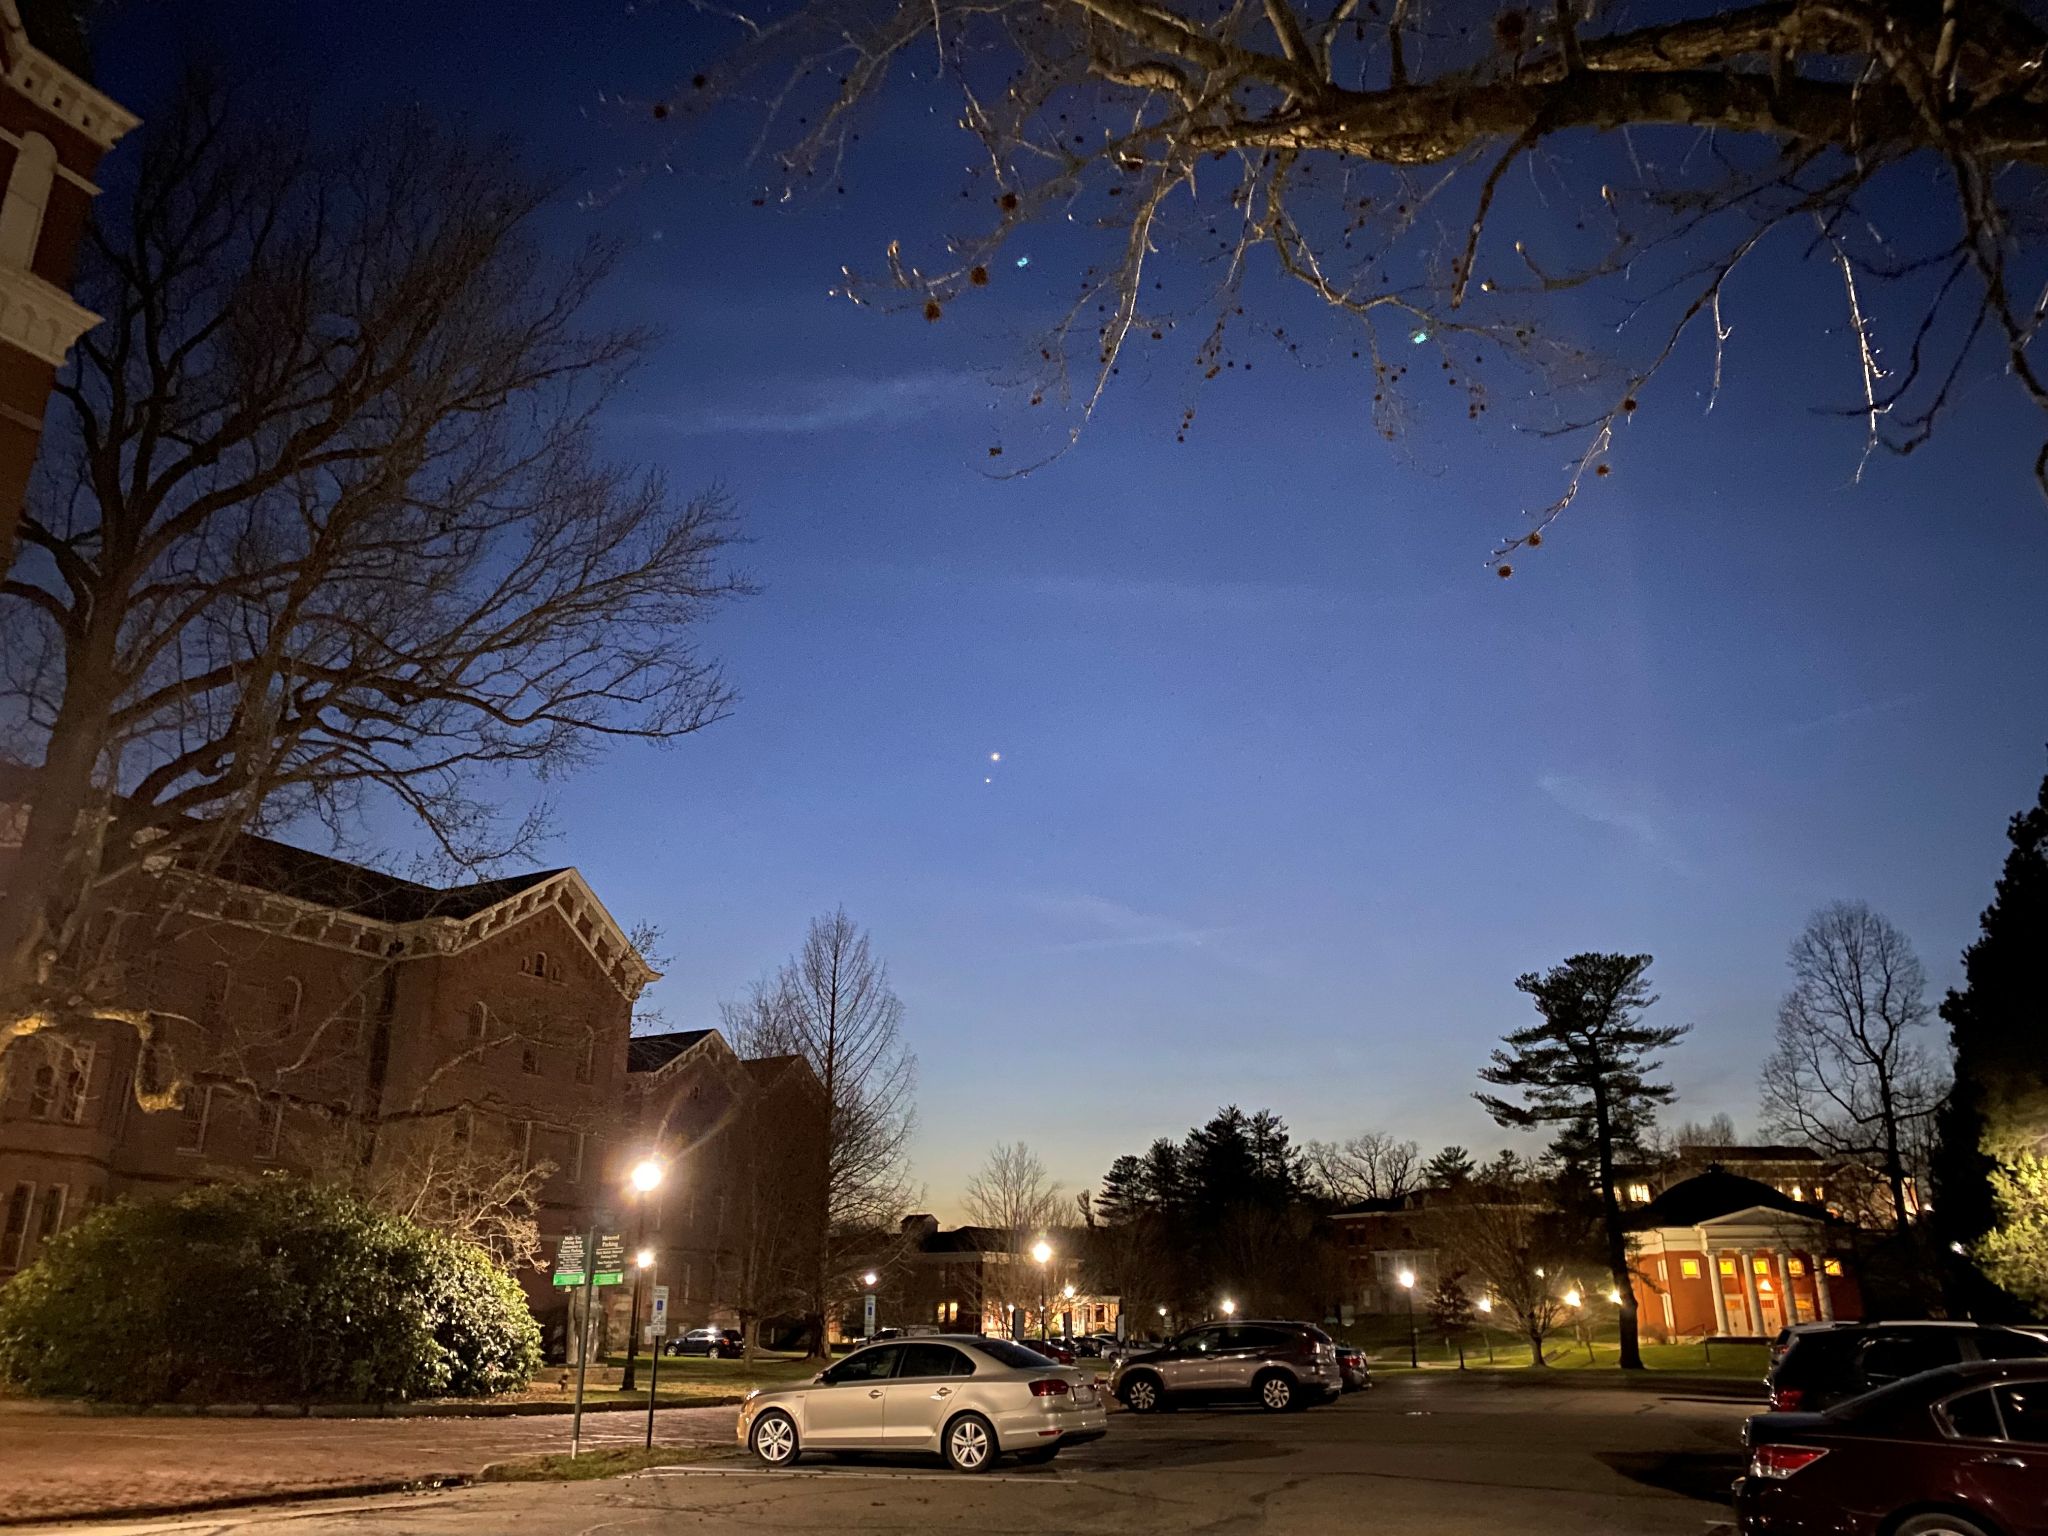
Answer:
[1110,1320,1339,1413]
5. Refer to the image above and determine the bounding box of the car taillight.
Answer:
[1029,1378,1071,1397]
[1750,1445,1828,1480]
[1769,1387,1805,1411]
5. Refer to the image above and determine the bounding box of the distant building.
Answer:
[0,0,138,562]
[889,1216,1120,1340]
[1626,1168,1863,1340]
[1617,1144,1919,1228]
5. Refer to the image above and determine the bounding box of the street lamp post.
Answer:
[622,1159,664,1392]
[1061,1282,1076,1341]
[637,1248,661,1447]
[1398,1269,1418,1369]
[1031,1240,1052,1341]
[862,1270,879,1341]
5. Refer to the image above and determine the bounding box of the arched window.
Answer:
[58,1050,89,1123]
[520,1042,540,1075]
[468,1001,490,1044]
[523,949,549,980]
[275,977,303,1034]
[26,1065,54,1119]
[575,1029,595,1085]
[0,132,56,271]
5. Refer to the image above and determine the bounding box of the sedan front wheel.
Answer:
[750,1409,800,1468]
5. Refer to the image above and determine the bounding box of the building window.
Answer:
[522,950,550,980]
[1718,1258,1736,1276]
[1625,1183,1652,1203]
[1753,1256,1771,1276]
[259,1098,285,1161]
[203,962,232,1029]
[520,1042,540,1075]
[0,132,57,270]
[1788,1258,1806,1277]
[26,1064,54,1119]
[1788,1184,1805,1201]
[177,1087,211,1153]
[59,1046,91,1123]
[1,1184,32,1269]
[1811,1183,1825,1200]
[452,1110,472,1149]
[468,1002,490,1045]
[1822,1258,1843,1277]
[135,1041,165,1099]
[1672,1257,1696,1279]
[576,1032,595,1085]
[34,1186,65,1248]
[276,978,303,1034]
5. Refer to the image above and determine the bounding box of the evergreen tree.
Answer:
[1423,1146,1477,1190]
[1937,765,2048,1250]
[1477,954,1688,1371]
[1429,1271,1475,1337]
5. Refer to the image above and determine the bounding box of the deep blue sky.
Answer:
[95,2,2048,1216]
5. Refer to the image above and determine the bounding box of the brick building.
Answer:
[0,0,136,563]
[886,1216,1120,1340]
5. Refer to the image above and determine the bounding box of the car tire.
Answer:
[1120,1373,1166,1414]
[1254,1371,1297,1413]
[943,1413,999,1473]
[1892,1517,1996,1536]
[749,1409,800,1468]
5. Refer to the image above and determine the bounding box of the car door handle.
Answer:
[868,1388,884,1398]
[1971,1455,2027,1469]
[931,1387,953,1399]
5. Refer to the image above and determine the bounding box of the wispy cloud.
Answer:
[1769,692,1927,739]
[1538,772,1691,874]
[640,370,982,437]
[1021,892,1237,955]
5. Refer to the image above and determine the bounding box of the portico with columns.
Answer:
[1624,1170,1861,1341]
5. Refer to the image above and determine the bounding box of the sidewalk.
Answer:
[0,1400,736,1525]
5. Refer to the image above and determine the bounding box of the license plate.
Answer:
[1074,1383,1097,1404]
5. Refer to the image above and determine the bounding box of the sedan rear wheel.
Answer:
[1255,1371,1296,1412]
[750,1409,800,1468]
[1892,1518,1994,1536]
[944,1413,998,1473]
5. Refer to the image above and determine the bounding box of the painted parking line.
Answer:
[642,1465,1079,1486]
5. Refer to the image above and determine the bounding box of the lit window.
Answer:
[1823,1258,1843,1277]
[1753,1257,1771,1275]
[1719,1258,1737,1276]
[1680,1258,1701,1279]
[1789,1259,1806,1277]
[1626,1183,1652,1204]
[1789,1185,1804,1201]
[1812,1184,1824,1199]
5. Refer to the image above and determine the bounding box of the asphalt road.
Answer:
[38,1374,1754,1536]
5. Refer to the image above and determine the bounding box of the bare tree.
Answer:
[1672,1113,1742,1148]
[1304,1130,1421,1204]
[652,0,2048,550]
[961,1141,1066,1324]
[725,908,917,1356]
[1760,901,1946,1229]
[1441,1189,1581,1367]
[0,79,747,1075]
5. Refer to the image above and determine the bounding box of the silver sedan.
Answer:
[736,1335,1109,1472]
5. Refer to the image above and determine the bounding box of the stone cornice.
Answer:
[0,260,97,365]
[0,1,139,152]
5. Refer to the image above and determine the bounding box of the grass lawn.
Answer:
[470,1353,820,1408]
[478,1445,737,1481]
[1334,1317,1767,1381]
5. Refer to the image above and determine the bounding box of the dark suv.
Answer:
[1766,1320,2048,1412]
[1110,1320,1339,1412]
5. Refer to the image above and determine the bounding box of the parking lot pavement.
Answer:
[0,1402,737,1524]
[33,1374,1754,1536]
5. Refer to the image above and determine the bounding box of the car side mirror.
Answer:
[814,1369,835,1386]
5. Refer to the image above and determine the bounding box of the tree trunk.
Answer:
[1878,1077,1913,1230]
[1528,1324,1547,1366]
[1593,1087,1645,1369]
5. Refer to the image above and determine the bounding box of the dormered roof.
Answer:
[203,830,565,922]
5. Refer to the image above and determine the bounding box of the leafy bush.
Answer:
[0,1177,540,1404]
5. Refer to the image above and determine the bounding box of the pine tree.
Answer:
[1423,1146,1477,1190]
[1936,765,2048,1252]
[1477,954,1688,1371]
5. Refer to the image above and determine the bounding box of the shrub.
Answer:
[0,1177,540,1405]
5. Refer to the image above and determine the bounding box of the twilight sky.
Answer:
[96,1,2048,1218]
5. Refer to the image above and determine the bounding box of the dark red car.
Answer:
[1018,1337,1076,1366]
[1737,1357,2048,1536]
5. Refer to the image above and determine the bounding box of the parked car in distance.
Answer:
[1336,1344,1371,1392]
[1738,1357,2048,1536]
[1111,1320,1340,1413]
[737,1335,1107,1472]
[1018,1337,1076,1365]
[1766,1320,2048,1412]
[670,1327,744,1359]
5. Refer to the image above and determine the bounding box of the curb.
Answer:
[0,1394,747,1421]
[0,1474,472,1530]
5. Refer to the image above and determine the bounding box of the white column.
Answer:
[1814,1260,1835,1321]
[1776,1252,1801,1325]
[1740,1249,1764,1336]
[1704,1235,1731,1336]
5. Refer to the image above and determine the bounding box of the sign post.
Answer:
[553,1225,624,1458]
[644,1284,668,1449]
[863,1291,877,1340]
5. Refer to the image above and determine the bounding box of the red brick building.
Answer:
[0,0,136,563]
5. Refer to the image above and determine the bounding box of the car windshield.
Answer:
[972,1338,1063,1370]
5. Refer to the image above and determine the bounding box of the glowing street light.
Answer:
[1398,1269,1419,1369]
[1564,1289,1583,1308]
[1476,1296,1493,1314]
[630,1159,664,1193]
[862,1271,879,1288]
[636,1248,654,1270]
[1606,1288,1623,1305]
[1032,1240,1053,1341]
[1031,1240,1053,1265]
[1221,1298,1237,1316]
[622,1157,665,1393]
